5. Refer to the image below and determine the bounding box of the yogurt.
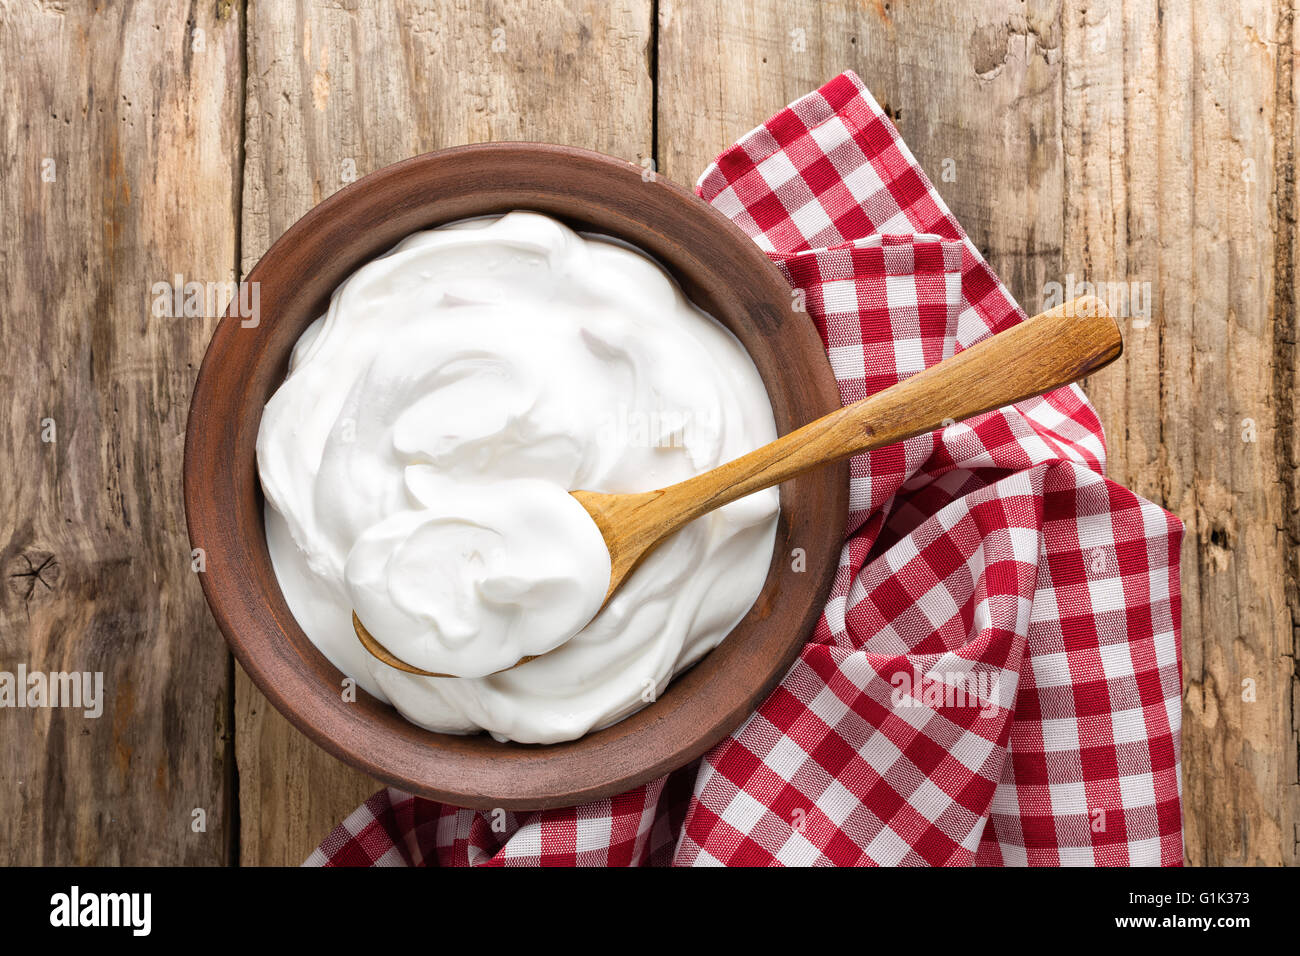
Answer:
[258,211,779,744]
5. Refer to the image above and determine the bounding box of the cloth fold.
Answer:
[307,71,1183,867]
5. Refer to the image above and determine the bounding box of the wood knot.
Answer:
[8,550,60,601]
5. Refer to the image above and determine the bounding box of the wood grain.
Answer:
[238,0,654,865]
[1062,0,1300,866]
[0,1,241,863]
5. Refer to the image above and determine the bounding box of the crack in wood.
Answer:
[1270,0,1300,820]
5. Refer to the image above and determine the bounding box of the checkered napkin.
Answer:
[307,72,1184,867]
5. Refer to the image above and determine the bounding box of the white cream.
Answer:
[258,211,779,743]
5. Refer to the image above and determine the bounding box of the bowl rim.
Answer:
[184,141,849,809]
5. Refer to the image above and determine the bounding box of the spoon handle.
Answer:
[652,295,1122,530]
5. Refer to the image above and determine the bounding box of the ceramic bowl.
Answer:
[183,143,848,808]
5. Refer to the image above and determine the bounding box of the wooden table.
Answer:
[2,1,1295,866]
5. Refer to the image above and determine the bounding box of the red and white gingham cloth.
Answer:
[307,72,1184,867]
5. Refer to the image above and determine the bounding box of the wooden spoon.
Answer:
[355,295,1122,677]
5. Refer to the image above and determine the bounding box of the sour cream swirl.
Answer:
[258,211,779,744]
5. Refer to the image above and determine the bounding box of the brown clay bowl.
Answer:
[183,143,849,809]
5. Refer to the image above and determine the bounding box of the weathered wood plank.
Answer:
[239,0,654,865]
[1063,0,1299,866]
[0,2,242,863]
